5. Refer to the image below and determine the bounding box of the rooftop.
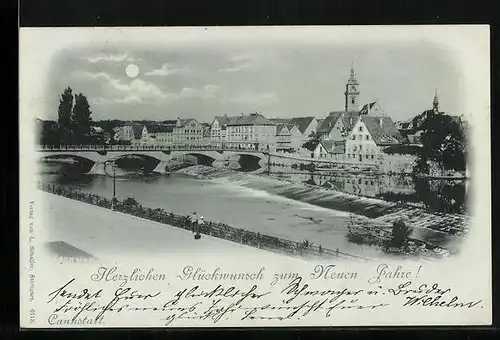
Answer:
[226,113,274,126]
[360,116,403,145]
[289,117,316,134]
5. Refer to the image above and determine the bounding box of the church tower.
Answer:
[432,88,439,113]
[345,63,360,112]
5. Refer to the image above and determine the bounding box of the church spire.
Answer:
[347,61,358,84]
[345,63,360,111]
[433,88,439,112]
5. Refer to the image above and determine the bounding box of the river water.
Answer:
[39,163,467,260]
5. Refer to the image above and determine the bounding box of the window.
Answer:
[358,135,362,140]
[351,98,355,104]
[359,145,362,151]
[358,126,363,132]
[371,155,374,159]
[351,135,355,140]
[366,135,370,140]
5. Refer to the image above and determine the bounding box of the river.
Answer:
[38,163,467,260]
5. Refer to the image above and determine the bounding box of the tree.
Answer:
[72,93,93,144]
[389,219,413,249]
[419,113,466,172]
[57,87,74,144]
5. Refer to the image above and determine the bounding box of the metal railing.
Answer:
[36,144,267,153]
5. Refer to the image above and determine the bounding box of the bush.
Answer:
[389,219,413,248]
[123,197,139,207]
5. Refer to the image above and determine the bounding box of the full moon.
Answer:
[125,64,139,78]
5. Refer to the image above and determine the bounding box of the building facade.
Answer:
[345,115,403,163]
[114,124,144,145]
[210,115,239,147]
[225,113,277,151]
[311,140,345,160]
[289,117,318,146]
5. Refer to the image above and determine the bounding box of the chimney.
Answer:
[176,117,181,127]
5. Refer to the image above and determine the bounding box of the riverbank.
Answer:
[42,191,307,262]
[39,183,377,262]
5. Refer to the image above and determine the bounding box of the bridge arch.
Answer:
[112,154,164,172]
[236,153,263,172]
[39,154,97,173]
[185,153,217,166]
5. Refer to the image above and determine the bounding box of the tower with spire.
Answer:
[433,88,439,113]
[345,63,360,112]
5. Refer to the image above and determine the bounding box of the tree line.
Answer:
[38,87,93,145]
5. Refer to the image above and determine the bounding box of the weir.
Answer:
[184,166,468,238]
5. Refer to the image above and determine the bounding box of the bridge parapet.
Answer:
[36,144,266,154]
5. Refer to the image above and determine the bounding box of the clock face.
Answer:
[351,86,356,91]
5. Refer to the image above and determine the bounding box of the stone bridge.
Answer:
[35,145,269,174]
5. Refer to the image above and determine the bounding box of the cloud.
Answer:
[218,51,281,73]
[223,92,278,105]
[144,63,192,77]
[72,71,219,105]
[218,61,252,73]
[83,52,139,63]
[90,97,113,105]
[179,84,219,99]
[72,71,176,104]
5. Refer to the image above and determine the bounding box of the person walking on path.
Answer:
[190,212,198,233]
[197,216,205,234]
[194,216,204,240]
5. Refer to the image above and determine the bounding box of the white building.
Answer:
[114,124,144,145]
[276,124,302,153]
[210,115,240,147]
[345,115,403,163]
[225,113,277,152]
[142,124,174,146]
[311,140,345,160]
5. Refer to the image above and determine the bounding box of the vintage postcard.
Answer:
[19,25,491,328]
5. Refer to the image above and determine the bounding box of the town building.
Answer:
[141,124,174,146]
[311,140,345,160]
[225,112,277,151]
[172,117,205,146]
[210,115,240,147]
[275,124,302,153]
[289,117,318,144]
[317,111,359,141]
[113,124,144,145]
